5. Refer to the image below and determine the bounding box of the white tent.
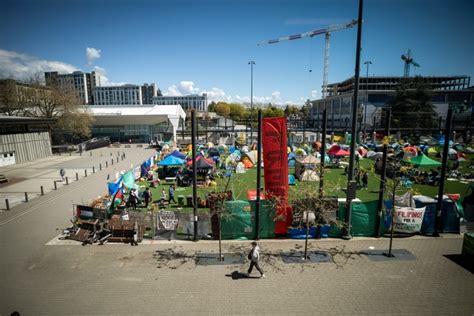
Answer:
[299,170,320,182]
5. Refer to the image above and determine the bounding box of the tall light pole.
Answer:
[363,61,372,133]
[249,61,255,145]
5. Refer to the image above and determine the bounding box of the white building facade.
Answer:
[93,85,143,105]
[153,93,207,111]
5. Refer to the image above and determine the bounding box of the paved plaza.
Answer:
[0,148,473,315]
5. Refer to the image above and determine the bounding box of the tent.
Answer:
[405,154,441,167]
[207,147,220,158]
[288,152,297,167]
[299,170,320,182]
[236,162,246,174]
[427,147,438,155]
[357,146,368,157]
[294,155,320,180]
[186,155,215,169]
[328,145,350,157]
[158,155,185,166]
[367,151,383,159]
[241,150,258,168]
[167,150,186,160]
[288,174,296,185]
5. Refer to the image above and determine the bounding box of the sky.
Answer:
[0,0,473,106]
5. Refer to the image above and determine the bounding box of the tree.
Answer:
[214,102,231,117]
[388,77,436,129]
[207,101,216,112]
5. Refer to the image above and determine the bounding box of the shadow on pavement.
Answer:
[443,254,474,273]
[225,271,260,280]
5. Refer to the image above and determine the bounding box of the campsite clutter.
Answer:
[60,128,474,245]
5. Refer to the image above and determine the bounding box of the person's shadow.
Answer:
[225,271,260,280]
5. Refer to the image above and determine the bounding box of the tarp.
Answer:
[107,176,123,196]
[158,155,185,166]
[405,154,441,167]
[122,171,137,191]
[330,200,380,237]
[168,150,186,160]
[221,200,253,239]
[262,117,290,235]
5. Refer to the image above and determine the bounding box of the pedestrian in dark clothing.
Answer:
[362,171,368,189]
[143,187,152,208]
[355,168,361,188]
[246,241,265,278]
[60,168,66,181]
[168,185,176,204]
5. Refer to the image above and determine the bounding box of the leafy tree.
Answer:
[214,102,231,117]
[207,101,216,112]
[228,103,246,120]
[388,77,436,129]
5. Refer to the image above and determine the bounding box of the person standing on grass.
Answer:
[168,184,176,204]
[362,171,368,189]
[143,187,152,208]
[246,241,265,278]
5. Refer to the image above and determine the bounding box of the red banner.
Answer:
[262,117,291,234]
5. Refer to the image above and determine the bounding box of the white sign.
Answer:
[392,206,426,233]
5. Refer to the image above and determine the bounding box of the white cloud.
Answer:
[86,47,101,65]
[311,90,318,98]
[202,87,226,100]
[164,80,201,96]
[271,91,281,99]
[0,49,79,80]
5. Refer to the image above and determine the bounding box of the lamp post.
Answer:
[249,61,255,145]
[363,61,372,133]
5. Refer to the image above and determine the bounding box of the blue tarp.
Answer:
[108,177,123,196]
[158,155,185,166]
[167,150,186,160]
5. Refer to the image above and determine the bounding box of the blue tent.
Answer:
[167,150,186,160]
[288,152,296,167]
[158,155,185,166]
[107,176,123,196]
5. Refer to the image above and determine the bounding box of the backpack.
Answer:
[247,249,253,260]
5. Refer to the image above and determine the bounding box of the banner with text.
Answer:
[392,206,426,233]
[262,117,291,234]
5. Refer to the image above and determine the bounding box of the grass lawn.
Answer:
[139,153,473,214]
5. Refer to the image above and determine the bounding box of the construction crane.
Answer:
[258,20,358,98]
[401,49,420,77]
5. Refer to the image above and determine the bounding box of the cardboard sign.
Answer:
[392,206,426,233]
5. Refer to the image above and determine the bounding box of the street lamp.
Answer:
[363,61,372,133]
[249,61,256,144]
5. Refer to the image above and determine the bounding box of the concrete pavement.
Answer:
[0,146,473,315]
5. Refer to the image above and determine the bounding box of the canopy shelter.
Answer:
[158,155,185,167]
[328,145,350,157]
[405,154,441,167]
[294,155,320,180]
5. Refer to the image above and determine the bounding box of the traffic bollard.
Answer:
[76,173,79,181]
[100,163,102,170]
[116,157,119,163]
[54,181,57,190]
[90,151,92,156]
[85,169,87,177]
[24,192,28,202]
[111,159,114,165]
[5,198,10,210]
[40,186,44,196]
[93,166,95,173]
[66,177,69,185]
[106,161,108,167]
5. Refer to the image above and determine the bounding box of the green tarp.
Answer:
[220,200,276,240]
[462,233,474,256]
[330,200,381,237]
[122,171,138,190]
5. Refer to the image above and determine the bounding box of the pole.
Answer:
[255,109,262,240]
[191,110,198,241]
[249,61,255,145]
[40,186,44,196]
[344,0,364,240]
[24,192,28,202]
[181,118,185,140]
[364,61,371,133]
[319,109,327,197]
[376,108,391,237]
[435,109,453,236]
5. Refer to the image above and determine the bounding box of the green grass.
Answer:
[138,153,473,213]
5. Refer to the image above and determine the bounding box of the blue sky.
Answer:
[1,0,473,105]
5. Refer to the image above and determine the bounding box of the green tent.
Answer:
[405,154,441,167]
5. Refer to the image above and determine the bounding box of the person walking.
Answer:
[246,241,265,278]
[59,168,66,181]
[143,187,152,208]
[168,184,176,205]
[160,188,167,205]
